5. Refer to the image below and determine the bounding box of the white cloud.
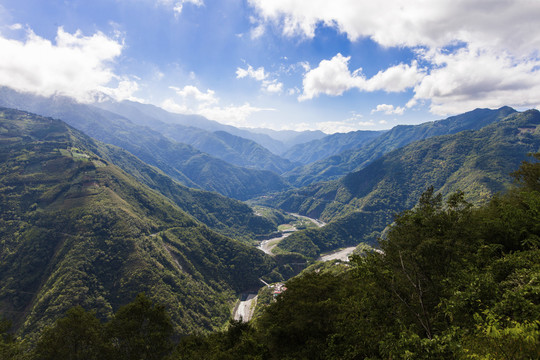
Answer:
[250,24,265,39]
[8,23,22,30]
[159,0,204,16]
[0,26,139,102]
[162,85,275,127]
[248,0,540,55]
[236,65,267,81]
[170,85,218,106]
[236,64,284,94]
[371,104,405,115]
[250,1,540,115]
[411,46,540,115]
[264,81,283,93]
[298,53,423,101]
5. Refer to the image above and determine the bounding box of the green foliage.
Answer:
[0,108,282,341]
[276,210,390,259]
[30,294,174,360]
[33,306,109,360]
[170,155,540,359]
[259,108,540,257]
[284,106,516,187]
[106,293,174,360]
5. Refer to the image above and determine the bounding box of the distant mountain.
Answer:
[0,88,289,200]
[283,106,517,186]
[281,130,384,165]
[94,100,297,173]
[263,109,540,258]
[242,127,327,152]
[0,108,280,338]
[52,127,278,242]
[98,100,289,154]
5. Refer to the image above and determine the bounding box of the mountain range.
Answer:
[1,86,540,348]
[0,107,290,339]
[0,88,290,200]
[263,109,540,258]
[283,106,517,186]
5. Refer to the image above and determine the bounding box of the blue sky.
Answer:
[1,0,540,133]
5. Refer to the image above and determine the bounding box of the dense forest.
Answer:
[2,153,538,358]
[0,108,291,344]
[262,109,540,259]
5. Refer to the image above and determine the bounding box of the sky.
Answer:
[0,0,540,133]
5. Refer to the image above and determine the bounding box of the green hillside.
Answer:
[284,106,516,186]
[0,88,289,200]
[76,133,277,242]
[170,160,540,359]
[266,109,540,258]
[281,129,383,165]
[91,100,297,173]
[0,108,279,339]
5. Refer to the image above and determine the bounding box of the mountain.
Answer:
[48,126,278,242]
[263,109,540,258]
[0,108,281,339]
[281,130,384,165]
[283,106,517,186]
[97,100,289,154]
[94,100,297,173]
[241,127,327,152]
[0,88,289,200]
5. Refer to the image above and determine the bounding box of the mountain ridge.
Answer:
[283,106,517,187]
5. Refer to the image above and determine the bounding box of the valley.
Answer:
[1,100,539,359]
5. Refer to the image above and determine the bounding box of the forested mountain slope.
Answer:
[0,108,279,339]
[172,158,540,359]
[0,88,289,200]
[94,100,297,173]
[282,129,383,165]
[284,106,516,186]
[264,109,540,258]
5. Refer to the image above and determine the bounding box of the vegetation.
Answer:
[162,154,540,359]
[0,90,289,200]
[282,129,383,165]
[283,106,516,186]
[263,109,540,258]
[0,108,281,340]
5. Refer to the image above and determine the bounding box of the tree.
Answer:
[106,293,174,360]
[32,306,108,360]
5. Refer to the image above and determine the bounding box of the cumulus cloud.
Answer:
[236,64,284,94]
[410,47,540,115]
[250,0,540,115]
[299,53,423,101]
[162,84,274,127]
[0,26,139,102]
[236,65,267,81]
[371,104,405,115]
[248,0,540,54]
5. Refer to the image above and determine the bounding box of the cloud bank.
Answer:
[162,85,274,127]
[0,26,139,103]
[250,0,540,115]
